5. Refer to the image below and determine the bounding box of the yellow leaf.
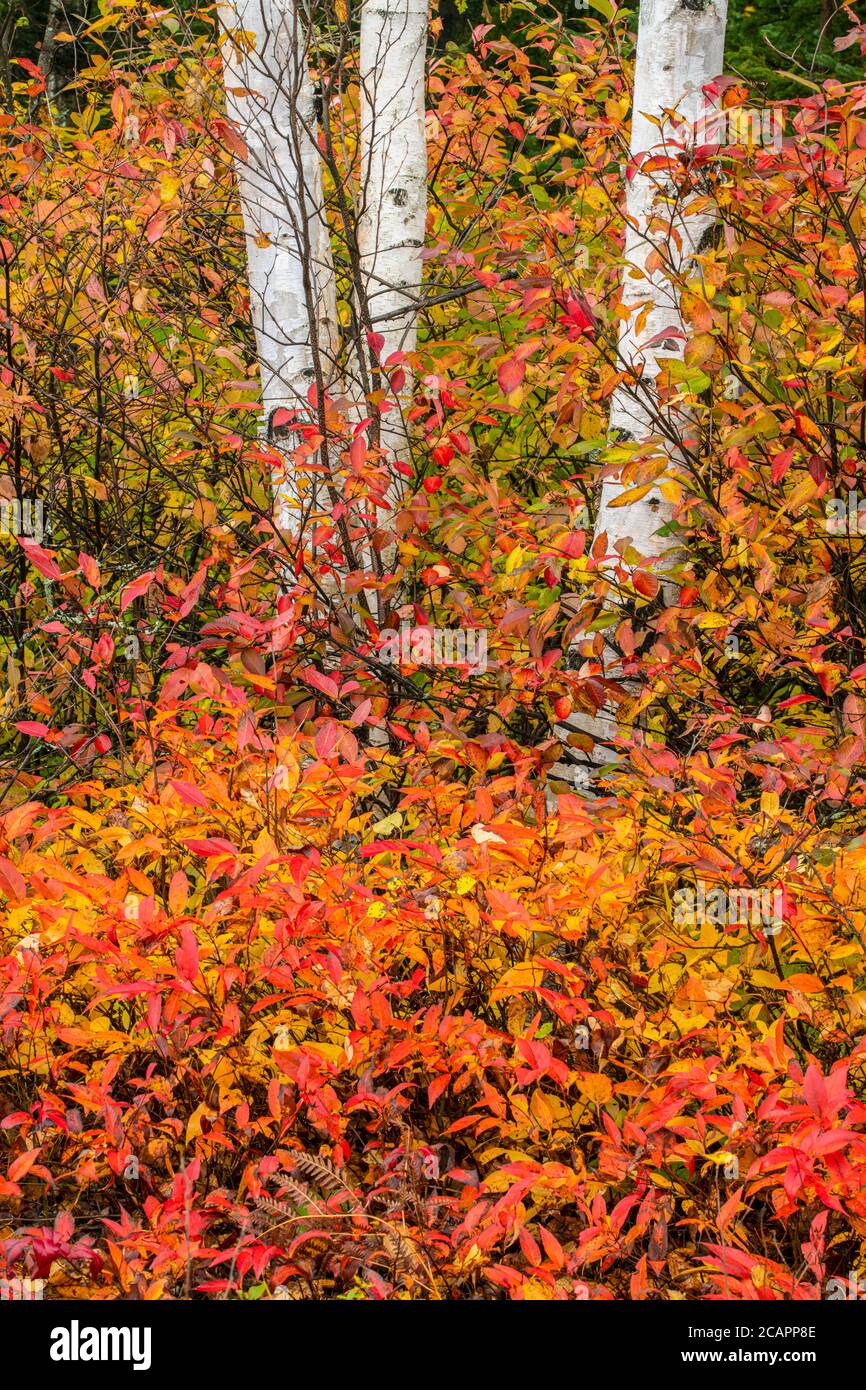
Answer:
[658,479,684,503]
[685,333,716,367]
[750,969,784,988]
[185,1103,214,1142]
[530,1087,555,1130]
[522,1279,556,1300]
[608,482,653,508]
[492,960,545,999]
[577,1074,613,1105]
[530,1088,569,1130]
[784,476,818,512]
[252,827,278,858]
[305,1041,344,1063]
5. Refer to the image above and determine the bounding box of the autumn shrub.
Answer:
[2,3,866,1301]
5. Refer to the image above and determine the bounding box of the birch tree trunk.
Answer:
[554,0,728,791]
[358,0,428,496]
[593,0,728,567]
[220,0,337,531]
[38,0,64,104]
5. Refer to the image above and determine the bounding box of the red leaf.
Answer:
[176,564,208,621]
[145,210,168,245]
[183,837,237,858]
[771,448,794,484]
[539,1226,565,1268]
[0,855,26,899]
[169,779,209,809]
[18,539,62,581]
[176,925,199,981]
[497,357,525,395]
[314,719,339,760]
[348,698,372,728]
[15,58,45,93]
[359,838,423,857]
[428,1074,450,1106]
[518,1228,542,1265]
[561,296,596,338]
[78,551,101,589]
[804,1064,827,1117]
[633,570,659,600]
[215,120,249,161]
[302,667,340,700]
[120,570,157,613]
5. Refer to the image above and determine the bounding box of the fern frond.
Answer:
[256,1183,325,1223]
[291,1152,359,1207]
[381,1228,423,1273]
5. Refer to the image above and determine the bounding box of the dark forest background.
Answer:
[0,0,861,106]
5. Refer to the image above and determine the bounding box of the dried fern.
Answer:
[256,1182,327,1225]
[290,1151,359,1207]
[381,1227,424,1273]
[288,1231,332,1260]
[239,1157,431,1293]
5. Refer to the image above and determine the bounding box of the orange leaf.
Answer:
[9,1148,42,1182]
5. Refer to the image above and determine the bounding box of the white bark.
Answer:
[594,0,728,564]
[358,0,428,485]
[554,0,728,792]
[220,0,337,528]
[38,0,64,104]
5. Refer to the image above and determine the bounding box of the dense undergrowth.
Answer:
[2,3,866,1298]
